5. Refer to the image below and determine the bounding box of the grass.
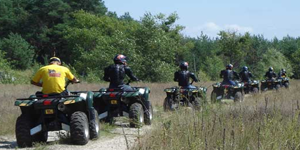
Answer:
[133,80,300,150]
[4,80,299,149]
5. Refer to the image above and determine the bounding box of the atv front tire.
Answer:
[16,114,33,148]
[252,87,259,94]
[276,84,281,90]
[163,97,173,111]
[70,111,90,145]
[144,102,153,125]
[284,82,289,88]
[89,109,100,140]
[193,97,201,110]
[211,90,217,103]
[234,92,243,102]
[129,103,144,128]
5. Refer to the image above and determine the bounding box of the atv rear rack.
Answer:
[16,95,80,101]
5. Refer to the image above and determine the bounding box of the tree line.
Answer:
[0,0,299,83]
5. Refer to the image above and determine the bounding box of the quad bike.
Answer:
[93,80,153,128]
[243,80,259,94]
[211,81,244,103]
[278,75,289,88]
[260,78,281,91]
[163,83,207,111]
[15,81,99,147]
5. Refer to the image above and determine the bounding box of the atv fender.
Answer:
[86,91,94,109]
[15,95,37,107]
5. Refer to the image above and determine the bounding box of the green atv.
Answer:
[15,81,99,147]
[93,81,153,128]
[163,83,207,111]
[260,78,281,91]
[278,75,289,88]
[211,81,244,103]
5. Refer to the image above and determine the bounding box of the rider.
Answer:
[31,57,79,95]
[220,64,239,85]
[103,54,139,91]
[174,61,198,88]
[264,67,277,80]
[239,66,253,83]
[278,68,287,79]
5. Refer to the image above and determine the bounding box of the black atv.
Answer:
[260,78,281,91]
[15,81,99,147]
[93,81,153,128]
[242,80,259,94]
[163,83,207,111]
[211,81,244,103]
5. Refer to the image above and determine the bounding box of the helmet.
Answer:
[281,68,286,72]
[242,66,248,71]
[269,67,273,71]
[114,54,127,64]
[49,57,61,63]
[226,64,233,70]
[179,61,189,70]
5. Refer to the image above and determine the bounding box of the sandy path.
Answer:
[0,124,152,150]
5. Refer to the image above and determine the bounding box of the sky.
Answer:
[104,0,300,39]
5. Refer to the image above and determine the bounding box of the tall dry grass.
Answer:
[0,81,191,136]
[133,80,300,150]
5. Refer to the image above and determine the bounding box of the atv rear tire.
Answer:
[89,109,100,140]
[129,103,144,128]
[144,102,153,125]
[211,90,217,103]
[234,92,243,102]
[70,111,90,145]
[16,114,33,148]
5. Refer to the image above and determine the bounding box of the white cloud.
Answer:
[224,24,253,33]
[182,22,254,38]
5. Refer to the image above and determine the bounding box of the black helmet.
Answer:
[242,66,248,71]
[226,64,233,70]
[114,54,127,64]
[269,67,273,71]
[179,61,189,70]
[281,68,286,72]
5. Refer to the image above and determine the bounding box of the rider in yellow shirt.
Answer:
[31,57,79,95]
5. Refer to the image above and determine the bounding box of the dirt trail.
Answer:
[0,125,152,150]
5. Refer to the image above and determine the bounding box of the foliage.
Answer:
[0,33,34,69]
[0,0,300,82]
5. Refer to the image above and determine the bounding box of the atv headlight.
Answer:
[79,93,87,100]
[139,88,145,94]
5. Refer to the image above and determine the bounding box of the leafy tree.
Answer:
[0,33,34,69]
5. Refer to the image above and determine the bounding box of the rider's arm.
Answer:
[31,80,42,87]
[103,66,111,82]
[220,70,224,78]
[65,67,79,83]
[31,68,43,87]
[174,71,179,82]
[249,72,253,78]
[190,72,199,82]
[125,66,139,81]
[234,71,239,80]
